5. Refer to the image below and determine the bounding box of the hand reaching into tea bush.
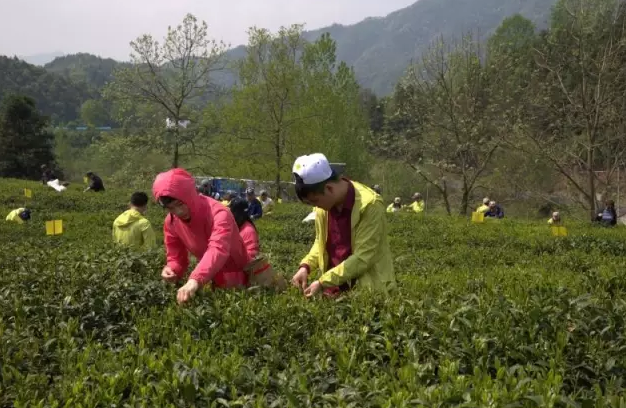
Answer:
[177,279,200,304]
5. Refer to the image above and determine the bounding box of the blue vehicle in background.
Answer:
[196,177,249,199]
[195,164,344,202]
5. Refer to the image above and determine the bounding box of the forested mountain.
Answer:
[0,0,558,123]
[0,56,95,123]
[39,0,558,96]
[44,53,131,90]
[240,0,558,94]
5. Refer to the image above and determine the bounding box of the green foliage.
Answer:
[0,95,56,179]
[44,52,130,90]
[2,177,626,405]
[214,26,371,191]
[301,0,557,95]
[103,13,228,168]
[80,99,112,127]
[0,56,95,123]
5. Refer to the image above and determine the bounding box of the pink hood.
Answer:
[152,168,202,219]
[152,168,248,287]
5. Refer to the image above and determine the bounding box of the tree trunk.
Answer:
[274,132,282,200]
[172,134,179,168]
[587,145,596,220]
[441,179,452,216]
[459,186,470,216]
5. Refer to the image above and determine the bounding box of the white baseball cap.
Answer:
[293,153,333,185]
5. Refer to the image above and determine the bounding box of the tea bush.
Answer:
[2,178,626,406]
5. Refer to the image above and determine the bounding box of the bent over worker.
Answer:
[290,153,396,297]
[6,208,31,224]
[112,191,157,252]
[152,168,249,305]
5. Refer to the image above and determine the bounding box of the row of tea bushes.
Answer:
[1,178,626,406]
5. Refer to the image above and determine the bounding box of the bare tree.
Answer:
[104,13,227,168]
[378,34,499,215]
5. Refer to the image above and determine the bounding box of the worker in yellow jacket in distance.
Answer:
[112,192,157,252]
[6,208,31,224]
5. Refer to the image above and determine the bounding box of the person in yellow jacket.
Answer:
[112,192,157,252]
[221,191,233,206]
[476,197,490,213]
[409,192,425,213]
[6,208,31,224]
[548,211,561,225]
[387,197,403,213]
[290,153,396,297]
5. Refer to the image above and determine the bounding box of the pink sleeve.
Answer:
[189,208,236,285]
[164,219,188,279]
[240,223,260,261]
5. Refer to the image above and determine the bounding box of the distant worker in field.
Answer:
[221,191,233,206]
[259,190,274,215]
[290,153,396,297]
[246,188,263,220]
[112,192,157,252]
[548,211,561,225]
[83,171,105,192]
[409,192,425,213]
[596,199,617,227]
[387,197,403,213]
[484,200,504,219]
[476,197,490,213]
[153,168,249,305]
[228,197,259,261]
[230,196,288,290]
[198,179,212,197]
[5,208,31,224]
[41,164,56,184]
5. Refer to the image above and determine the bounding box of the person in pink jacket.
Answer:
[152,168,249,304]
[228,197,260,261]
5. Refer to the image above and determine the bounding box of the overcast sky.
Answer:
[0,0,416,60]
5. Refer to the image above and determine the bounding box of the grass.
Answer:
[1,177,626,407]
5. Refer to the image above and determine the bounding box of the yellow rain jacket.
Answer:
[409,201,425,213]
[112,209,157,252]
[386,204,403,213]
[476,204,489,213]
[259,197,275,215]
[301,181,396,293]
[6,208,26,224]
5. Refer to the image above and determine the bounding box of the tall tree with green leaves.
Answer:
[517,0,626,218]
[377,35,500,215]
[104,13,227,168]
[214,25,369,194]
[0,94,56,179]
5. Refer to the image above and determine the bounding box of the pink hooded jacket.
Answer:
[239,221,260,261]
[152,168,248,288]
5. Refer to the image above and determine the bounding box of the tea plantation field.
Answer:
[2,178,626,407]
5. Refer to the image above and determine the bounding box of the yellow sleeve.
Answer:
[318,202,384,287]
[300,217,321,272]
[386,204,393,213]
[140,219,157,250]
